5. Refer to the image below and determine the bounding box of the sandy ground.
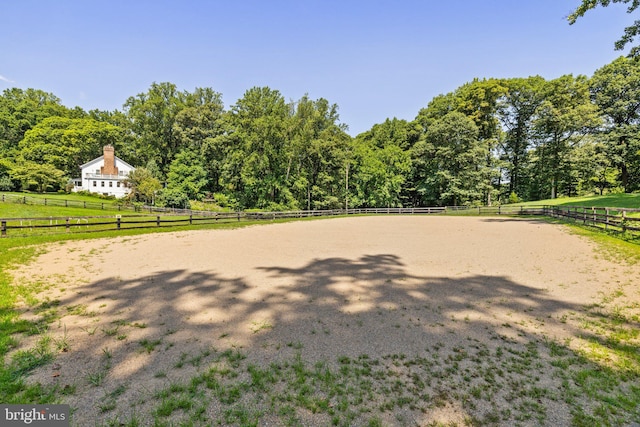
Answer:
[10,216,640,426]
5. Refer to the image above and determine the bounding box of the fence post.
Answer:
[23,196,26,204]
[117,217,121,230]
[65,199,68,207]
[44,198,47,206]
[66,218,70,233]
[156,216,160,227]
[605,209,609,230]
[1,220,6,237]
[102,203,104,210]
[84,202,86,208]
[622,211,627,233]
[237,212,240,222]
[189,214,192,225]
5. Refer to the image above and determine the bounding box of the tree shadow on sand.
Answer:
[23,253,640,426]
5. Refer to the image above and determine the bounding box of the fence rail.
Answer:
[1,195,638,237]
[544,205,640,233]
[0,193,229,215]
[0,205,548,237]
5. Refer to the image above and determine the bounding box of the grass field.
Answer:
[0,192,126,218]
[517,193,640,209]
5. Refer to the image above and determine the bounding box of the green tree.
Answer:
[124,167,162,204]
[354,118,421,206]
[590,56,640,192]
[18,116,123,177]
[350,138,411,208]
[531,74,600,199]
[88,109,137,161]
[287,95,351,210]
[416,112,486,206]
[572,136,619,195]
[0,88,69,157]
[453,79,507,205]
[10,161,65,193]
[165,149,208,201]
[226,87,294,209]
[415,79,506,205]
[569,0,640,57]
[174,88,227,193]
[124,82,187,175]
[496,76,546,200]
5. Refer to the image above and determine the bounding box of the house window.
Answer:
[96,169,100,174]
[93,181,96,187]
[117,182,121,188]
[101,181,105,187]
[109,182,113,187]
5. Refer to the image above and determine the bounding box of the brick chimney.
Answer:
[100,145,119,175]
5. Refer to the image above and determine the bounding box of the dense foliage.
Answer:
[1,57,639,209]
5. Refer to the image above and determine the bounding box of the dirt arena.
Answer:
[12,216,640,426]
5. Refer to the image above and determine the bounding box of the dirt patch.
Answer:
[11,216,640,426]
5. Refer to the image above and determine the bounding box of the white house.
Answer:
[73,145,135,198]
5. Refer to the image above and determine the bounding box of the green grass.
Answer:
[516,193,640,209]
[0,203,124,218]
[0,191,130,218]
[2,191,119,203]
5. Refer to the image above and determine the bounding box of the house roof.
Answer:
[80,155,135,170]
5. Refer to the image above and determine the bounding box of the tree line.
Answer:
[1,56,639,209]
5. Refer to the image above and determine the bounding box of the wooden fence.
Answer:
[543,205,640,233]
[1,202,638,237]
[0,193,219,215]
[0,205,549,237]
[1,193,131,211]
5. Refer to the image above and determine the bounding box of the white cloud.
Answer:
[0,74,15,83]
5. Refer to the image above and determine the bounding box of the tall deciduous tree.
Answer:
[10,161,66,193]
[496,76,546,200]
[531,74,600,199]
[590,56,640,192]
[173,88,226,194]
[354,118,420,206]
[124,167,162,204]
[124,82,187,175]
[0,88,69,157]
[226,87,294,209]
[454,78,507,205]
[288,95,351,210]
[350,137,411,208]
[165,149,208,201]
[18,116,123,177]
[416,112,485,206]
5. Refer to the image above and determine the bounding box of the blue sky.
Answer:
[0,1,635,136]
